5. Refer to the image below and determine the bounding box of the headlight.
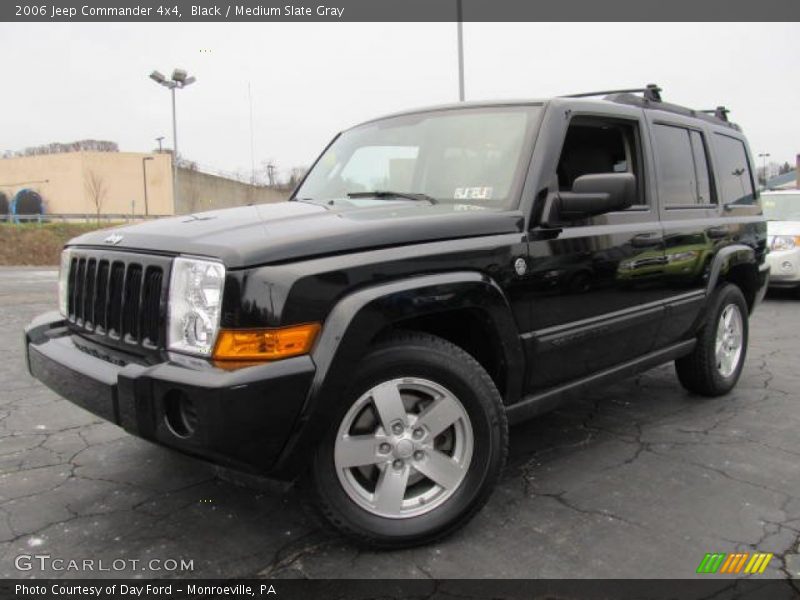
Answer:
[58,249,73,317]
[168,257,226,356]
[771,235,799,252]
[667,250,698,262]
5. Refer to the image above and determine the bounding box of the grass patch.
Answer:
[0,222,117,265]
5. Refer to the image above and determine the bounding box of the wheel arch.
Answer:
[706,244,760,312]
[271,271,523,478]
[373,307,510,399]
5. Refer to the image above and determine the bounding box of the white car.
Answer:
[763,190,800,290]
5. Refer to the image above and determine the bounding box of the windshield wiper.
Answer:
[347,190,438,204]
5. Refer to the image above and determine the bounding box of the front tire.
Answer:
[675,283,749,396]
[310,332,508,548]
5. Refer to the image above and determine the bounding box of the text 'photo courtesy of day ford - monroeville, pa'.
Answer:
[25,85,768,547]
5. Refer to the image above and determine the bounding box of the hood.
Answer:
[68,200,524,268]
[767,220,800,237]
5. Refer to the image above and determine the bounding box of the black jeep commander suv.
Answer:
[26,85,769,547]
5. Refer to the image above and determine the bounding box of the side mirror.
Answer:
[556,173,636,221]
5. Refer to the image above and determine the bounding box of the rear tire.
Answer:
[309,331,508,548]
[675,283,748,397]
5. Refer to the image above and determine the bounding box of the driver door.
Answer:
[523,113,669,392]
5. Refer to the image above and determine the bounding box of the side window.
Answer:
[652,124,713,207]
[713,133,757,206]
[689,131,713,204]
[555,117,644,211]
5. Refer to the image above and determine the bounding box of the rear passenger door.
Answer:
[645,115,725,347]
[524,108,670,392]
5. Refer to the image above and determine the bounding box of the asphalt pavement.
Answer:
[1,267,798,582]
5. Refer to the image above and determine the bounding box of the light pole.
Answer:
[456,0,464,101]
[758,152,770,189]
[155,136,164,153]
[141,156,154,216]
[149,68,196,206]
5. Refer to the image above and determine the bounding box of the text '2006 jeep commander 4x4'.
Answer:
[25,85,769,547]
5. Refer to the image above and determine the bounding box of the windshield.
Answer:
[762,194,800,221]
[295,106,542,209]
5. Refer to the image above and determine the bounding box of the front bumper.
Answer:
[25,312,315,478]
[766,248,800,286]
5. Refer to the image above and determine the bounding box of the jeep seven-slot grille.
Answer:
[67,250,167,350]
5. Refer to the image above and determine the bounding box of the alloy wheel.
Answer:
[715,303,743,377]
[333,377,473,519]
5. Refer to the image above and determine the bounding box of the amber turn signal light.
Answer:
[213,323,321,361]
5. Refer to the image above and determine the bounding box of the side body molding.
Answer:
[271,271,524,477]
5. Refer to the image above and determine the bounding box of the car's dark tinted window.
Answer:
[713,133,757,206]
[689,131,713,204]
[653,124,712,207]
[555,116,645,210]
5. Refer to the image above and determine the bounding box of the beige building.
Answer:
[0,151,286,217]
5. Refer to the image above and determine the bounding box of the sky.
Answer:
[1,22,798,181]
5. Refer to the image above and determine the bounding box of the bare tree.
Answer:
[287,166,307,190]
[2,140,119,159]
[84,169,108,223]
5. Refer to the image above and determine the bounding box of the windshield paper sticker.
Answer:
[454,187,493,200]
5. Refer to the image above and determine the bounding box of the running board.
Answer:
[505,340,696,425]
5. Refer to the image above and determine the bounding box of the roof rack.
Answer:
[565,84,663,102]
[699,106,730,122]
[562,84,739,131]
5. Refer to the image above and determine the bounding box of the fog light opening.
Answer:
[163,390,198,438]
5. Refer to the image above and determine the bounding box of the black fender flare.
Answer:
[271,271,523,478]
[697,242,769,328]
[705,243,757,295]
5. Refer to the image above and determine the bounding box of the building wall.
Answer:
[0,152,289,216]
[0,152,174,216]
[175,168,288,214]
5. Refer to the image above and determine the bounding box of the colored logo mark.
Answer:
[696,552,773,574]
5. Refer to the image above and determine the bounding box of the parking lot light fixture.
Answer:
[149,68,197,206]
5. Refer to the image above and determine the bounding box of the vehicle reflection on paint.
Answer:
[524,231,717,300]
[617,232,714,286]
[526,252,604,295]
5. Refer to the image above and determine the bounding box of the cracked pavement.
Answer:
[1,266,799,582]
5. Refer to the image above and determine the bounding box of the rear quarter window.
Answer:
[712,133,757,206]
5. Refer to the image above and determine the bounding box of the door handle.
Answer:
[707,226,730,240]
[631,233,664,247]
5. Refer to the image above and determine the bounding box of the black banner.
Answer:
[2,579,799,600]
[3,0,800,22]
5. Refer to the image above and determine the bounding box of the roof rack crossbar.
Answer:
[699,106,730,122]
[565,83,662,102]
